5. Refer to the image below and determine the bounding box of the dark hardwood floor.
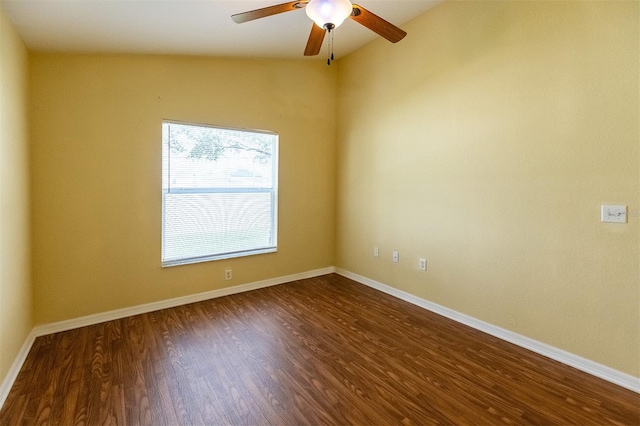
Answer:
[1,273,638,425]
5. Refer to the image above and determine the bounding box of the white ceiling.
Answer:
[0,0,441,59]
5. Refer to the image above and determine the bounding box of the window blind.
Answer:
[162,121,278,267]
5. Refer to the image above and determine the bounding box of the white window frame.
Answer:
[161,120,278,267]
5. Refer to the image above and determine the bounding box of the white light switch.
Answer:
[601,205,627,223]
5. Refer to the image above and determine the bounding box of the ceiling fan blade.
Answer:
[304,24,326,56]
[349,4,407,43]
[232,1,306,24]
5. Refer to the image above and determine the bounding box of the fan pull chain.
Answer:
[331,29,335,61]
[327,28,334,66]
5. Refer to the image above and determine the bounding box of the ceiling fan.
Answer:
[231,0,407,60]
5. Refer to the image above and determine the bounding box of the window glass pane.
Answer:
[162,121,278,266]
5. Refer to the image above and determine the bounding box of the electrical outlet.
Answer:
[419,258,427,271]
[374,247,379,257]
[224,269,232,280]
[392,251,399,263]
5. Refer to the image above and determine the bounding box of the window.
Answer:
[162,121,278,267]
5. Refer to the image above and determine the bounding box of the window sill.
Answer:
[162,246,277,268]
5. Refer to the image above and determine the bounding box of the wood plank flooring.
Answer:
[1,273,638,425]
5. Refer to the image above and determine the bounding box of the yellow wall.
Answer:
[336,1,639,376]
[0,9,32,381]
[29,54,336,324]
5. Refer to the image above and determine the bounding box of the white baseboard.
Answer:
[335,268,640,394]
[0,266,335,409]
[0,330,36,409]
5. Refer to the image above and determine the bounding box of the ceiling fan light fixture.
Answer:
[305,0,353,29]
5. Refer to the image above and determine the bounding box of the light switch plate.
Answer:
[601,205,627,223]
